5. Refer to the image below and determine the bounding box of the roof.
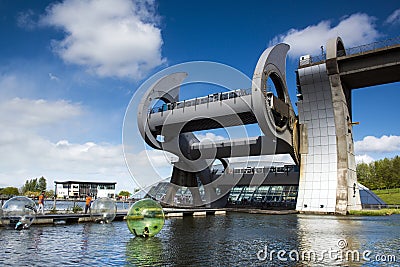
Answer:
[358,183,386,205]
[54,181,116,185]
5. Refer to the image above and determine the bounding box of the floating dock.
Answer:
[0,208,300,226]
[163,208,226,218]
[0,208,227,226]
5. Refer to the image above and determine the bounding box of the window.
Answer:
[252,186,270,202]
[229,92,237,99]
[106,184,115,190]
[221,92,229,100]
[237,186,257,204]
[228,186,244,203]
[244,167,254,174]
[255,167,264,173]
[227,185,298,207]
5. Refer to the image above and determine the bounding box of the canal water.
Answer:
[0,213,399,266]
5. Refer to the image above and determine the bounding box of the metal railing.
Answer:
[345,36,400,56]
[299,36,400,67]
[149,88,252,114]
[361,204,400,210]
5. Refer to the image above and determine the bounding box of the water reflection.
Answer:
[295,215,400,266]
[0,226,44,265]
[296,215,363,266]
[164,216,237,266]
[162,215,304,266]
[80,223,91,255]
[126,237,163,266]
[0,214,398,266]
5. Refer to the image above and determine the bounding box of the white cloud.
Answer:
[0,132,132,189]
[42,0,165,79]
[48,73,60,81]
[0,97,82,129]
[196,132,226,142]
[123,147,175,189]
[0,97,139,192]
[137,149,176,168]
[0,74,34,99]
[0,72,173,192]
[269,13,380,58]
[17,9,39,30]
[386,9,400,25]
[355,154,375,164]
[355,135,400,153]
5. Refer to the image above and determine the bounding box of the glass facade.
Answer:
[227,185,298,209]
[146,183,298,209]
[145,164,299,209]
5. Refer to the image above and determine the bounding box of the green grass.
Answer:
[372,188,400,205]
[349,209,400,216]
[348,188,400,216]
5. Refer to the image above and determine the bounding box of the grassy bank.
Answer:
[372,188,400,204]
[349,209,400,216]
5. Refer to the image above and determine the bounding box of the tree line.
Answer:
[357,156,400,190]
[0,176,48,197]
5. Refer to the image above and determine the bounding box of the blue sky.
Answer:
[0,0,399,192]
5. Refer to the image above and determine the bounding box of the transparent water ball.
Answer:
[126,198,165,237]
[1,196,37,230]
[91,197,117,223]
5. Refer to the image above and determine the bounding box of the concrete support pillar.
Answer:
[164,184,178,205]
[189,187,203,206]
[328,73,361,213]
[326,37,361,213]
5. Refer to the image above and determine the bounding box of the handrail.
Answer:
[148,88,252,114]
[298,36,400,67]
[345,36,400,56]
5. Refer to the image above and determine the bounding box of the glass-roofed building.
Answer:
[145,163,300,209]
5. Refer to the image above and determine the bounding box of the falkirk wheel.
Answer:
[135,37,363,214]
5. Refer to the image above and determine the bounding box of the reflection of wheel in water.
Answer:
[126,199,165,237]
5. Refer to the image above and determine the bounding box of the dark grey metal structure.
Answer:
[137,44,299,208]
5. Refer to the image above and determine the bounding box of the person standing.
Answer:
[142,227,150,238]
[38,191,45,215]
[85,194,92,214]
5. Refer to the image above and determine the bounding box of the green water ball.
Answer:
[126,198,165,237]
[1,196,37,230]
[91,197,117,223]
